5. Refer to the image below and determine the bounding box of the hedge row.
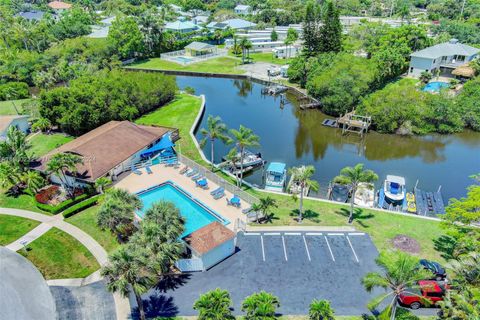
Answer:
[36,193,90,214]
[62,195,101,218]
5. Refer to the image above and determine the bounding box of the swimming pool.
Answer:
[136,182,229,237]
[422,81,449,92]
[173,56,194,64]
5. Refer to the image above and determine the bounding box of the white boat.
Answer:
[383,175,406,203]
[354,183,375,207]
[228,150,264,168]
[265,162,286,192]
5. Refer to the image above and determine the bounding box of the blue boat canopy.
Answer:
[140,132,174,157]
[266,162,286,174]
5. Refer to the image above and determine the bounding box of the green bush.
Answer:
[0,82,29,101]
[62,195,101,218]
[36,193,90,214]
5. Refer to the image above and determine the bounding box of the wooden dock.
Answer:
[337,111,371,136]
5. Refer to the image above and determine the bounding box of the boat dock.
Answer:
[336,111,371,136]
[414,186,445,217]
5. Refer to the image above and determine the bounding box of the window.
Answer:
[426,292,444,298]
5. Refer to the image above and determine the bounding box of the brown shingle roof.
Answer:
[40,121,170,182]
[183,222,235,255]
[48,1,72,9]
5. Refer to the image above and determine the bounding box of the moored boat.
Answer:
[378,175,407,211]
[328,182,351,203]
[225,150,264,168]
[288,173,310,197]
[264,162,287,192]
[354,183,375,207]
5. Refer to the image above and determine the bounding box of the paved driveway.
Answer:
[141,231,382,317]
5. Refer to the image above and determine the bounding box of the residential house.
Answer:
[184,42,217,56]
[37,121,178,188]
[234,4,252,15]
[47,1,72,12]
[88,16,116,38]
[207,18,256,31]
[193,15,209,25]
[164,18,200,33]
[408,39,479,77]
[0,115,30,141]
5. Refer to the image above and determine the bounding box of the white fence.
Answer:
[160,49,229,65]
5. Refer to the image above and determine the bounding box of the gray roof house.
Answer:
[164,19,200,33]
[408,39,480,77]
[207,18,256,31]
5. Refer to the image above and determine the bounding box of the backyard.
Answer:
[129,56,245,74]
[28,132,73,157]
[0,215,40,245]
[19,227,99,279]
[0,99,33,115]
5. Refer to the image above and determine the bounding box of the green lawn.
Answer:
[66,205,120,253]
[19,227,99,279]
[135,93,206,164]
[0,215,40,245]
[235,52,291,65]
[0,191,46,214]
[0,99,32,115]
[247,189,445,262]
[129,56,245,75]
[28,132,73,157]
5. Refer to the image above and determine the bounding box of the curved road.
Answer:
[0,207,131,320]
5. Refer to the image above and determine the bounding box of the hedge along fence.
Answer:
[62,195,102,218]
[36,193,90,214]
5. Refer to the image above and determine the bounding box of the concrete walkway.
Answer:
[0,208,131,320]
[6,223,53,251]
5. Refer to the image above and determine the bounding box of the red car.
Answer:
[398,280,447,309]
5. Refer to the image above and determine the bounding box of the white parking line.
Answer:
[327,233,344,236]
[303,235,311,261]
[305,232,323,236]
[284,232,301,235]
[282,235,288,261]
[324,236,335,262]
[246,233,260,236]
[348,233,366,236]
[260,235,266,261]
[264,232,281,236]
[347,236,359,263]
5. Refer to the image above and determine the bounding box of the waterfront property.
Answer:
[36,120,178,187]
[408,39,480,77]
[160,43,228,65]
[422,81,450,92]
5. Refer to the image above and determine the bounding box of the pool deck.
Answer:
[114,164,248,231]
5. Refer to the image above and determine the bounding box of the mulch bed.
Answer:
[391,234,421,254]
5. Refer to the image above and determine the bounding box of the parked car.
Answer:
[398,280,447,309]
[419,259,447,280]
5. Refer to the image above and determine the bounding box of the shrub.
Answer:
[62,195,101,218]
[36,193,90,214]
[0,82,29,101]
[35,185,60,204]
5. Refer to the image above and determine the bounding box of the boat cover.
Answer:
[267,162,286,174]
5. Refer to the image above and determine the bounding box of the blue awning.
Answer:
[266,162,286,174]
[140,132,174,157]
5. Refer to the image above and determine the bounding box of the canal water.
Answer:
[176,75,480,201]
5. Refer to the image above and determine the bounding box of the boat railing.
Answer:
[178,154,259,205]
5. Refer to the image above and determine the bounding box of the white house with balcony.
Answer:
[408,39,479,77]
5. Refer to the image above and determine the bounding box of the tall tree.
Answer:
[242,291,280,320]
[309,299,335,320]
[224,147,241,186]
[270,29,278,41]
[239,37,252,64]
[319,2,342,53]
[302,2,322,57]
[334,163,378,224]
[0,126,31,170]
[288,165,319,223]
[199,115,230,169]
[102,244,154,320]
[229,125,260,187]
[46,152,83,197]
[362,251,431,320]
[193,288,235,320]
[0,161,22,192]
[108,16,144,59]
[285,28,299,59]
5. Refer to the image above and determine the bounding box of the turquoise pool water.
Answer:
[136,182,228,237]
[422,81,449,92]
[174,56,194,64]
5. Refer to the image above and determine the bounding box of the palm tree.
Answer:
[1,126,31,169]
[199,115,230,170]
[229,125,260,188]
[224,147,241,186]
[241,291,280,320]
[362,251,431,320]
[309,299,335,320]
[258,196,278,223]
[102,244,155,320]
[0,161,22,191]
[97,188,142,241]
[22,170,45,194]
[95,177,111,194]
[193,288,234,320]
[334,163,378,224]
[288,165,319,223]
[31,117,52,133]
[239,37,252,64]
[46,153,83,197]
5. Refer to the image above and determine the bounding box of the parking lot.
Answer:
[142,230,383,317]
